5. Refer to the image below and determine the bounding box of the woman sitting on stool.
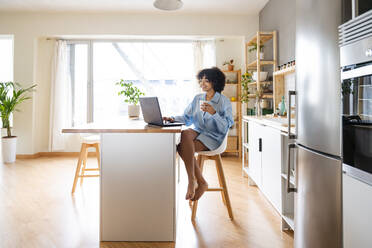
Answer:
[163,67,233,201]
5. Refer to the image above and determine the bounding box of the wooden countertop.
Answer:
[62,118,182,134]
[243,115,296,134]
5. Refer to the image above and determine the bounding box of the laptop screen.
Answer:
[139,97,163,125]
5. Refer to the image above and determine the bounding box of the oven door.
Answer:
[342,63,372,185]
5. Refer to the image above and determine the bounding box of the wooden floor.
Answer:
[0,155,293,248]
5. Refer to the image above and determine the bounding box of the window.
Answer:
[0,36,13,82]
[67,40,195,125]
[0,36,14,127]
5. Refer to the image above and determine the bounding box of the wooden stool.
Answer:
[191,134,233,221]
[71,135,100,194]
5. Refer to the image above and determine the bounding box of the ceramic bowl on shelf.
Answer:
[252,71,268,81]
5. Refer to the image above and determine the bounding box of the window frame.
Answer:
[67,40,93,124]
[66,38,206,125]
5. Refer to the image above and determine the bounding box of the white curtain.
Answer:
[49,40,72,151]
[192,40,216,94]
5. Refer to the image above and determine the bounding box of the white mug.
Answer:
[199,100,209,111]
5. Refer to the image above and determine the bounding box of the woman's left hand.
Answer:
[200,103,216,115]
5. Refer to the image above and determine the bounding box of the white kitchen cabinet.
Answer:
[261,125,282,213]
[343,173,372,248]
[248,121,262,186]
[247,121,282,212]
[242,117,294,230]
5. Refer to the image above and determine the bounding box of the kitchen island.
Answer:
[63,119,182,242]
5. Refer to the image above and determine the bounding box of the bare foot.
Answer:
[185,182,196,200]
[192,182,208,201]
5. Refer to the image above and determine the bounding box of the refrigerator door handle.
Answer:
[287,143,297,193]
[259,138,262,152]
[288,90,297,140]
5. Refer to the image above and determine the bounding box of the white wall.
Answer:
[0,12,258,154]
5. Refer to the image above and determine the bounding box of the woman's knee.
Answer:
[180,129,196,142]
[194,140,208,152]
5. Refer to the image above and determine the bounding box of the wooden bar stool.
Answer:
[71,135,101,194]
[191,134,233,221]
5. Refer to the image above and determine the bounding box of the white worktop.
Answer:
[243,115,296,134]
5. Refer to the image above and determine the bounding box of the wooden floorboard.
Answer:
[0,155,293,248]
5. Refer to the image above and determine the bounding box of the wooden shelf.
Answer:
[247,94,273,99]
[246,32,274,46]
[246,60,275,68]
[222,69,242,158]
[247,81,272,86]
[273,65,295,76]
[222,70,241,73]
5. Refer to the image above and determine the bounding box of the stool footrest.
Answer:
[78,175,99,178]
[207,187,224,191]
[84,168,99,171]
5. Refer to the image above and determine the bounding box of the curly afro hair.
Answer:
[197,67,226,93]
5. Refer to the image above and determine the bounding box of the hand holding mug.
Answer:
[200,101,216,115]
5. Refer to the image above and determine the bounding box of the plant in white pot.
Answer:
[0,82,37,163]
[249,43,264,60]
[116,80,145,117]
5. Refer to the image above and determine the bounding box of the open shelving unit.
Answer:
[244,31,277,110]
[273,65,296,109]
[222,69,241,158]
[242,31,296,232]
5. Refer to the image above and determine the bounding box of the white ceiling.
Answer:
[0,0,269,15]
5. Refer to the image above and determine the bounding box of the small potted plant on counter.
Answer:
[255,87,264,117]
[0,82,37,163]
[116,79,145,118]
[223,59,234,71]
[249,43,264,60]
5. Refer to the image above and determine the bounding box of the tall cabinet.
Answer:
[222,69,241,158]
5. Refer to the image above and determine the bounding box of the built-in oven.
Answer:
[340,9,372,185]
[342,0,372,23]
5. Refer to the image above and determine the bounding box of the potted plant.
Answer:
[249,43,264,60]
[0,82,37,163]
[223,59,234,71]
[116,80,145,117]
[241,72,252,103]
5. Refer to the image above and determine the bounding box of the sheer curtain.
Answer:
[192,40,216,94]
[49,40,72,151]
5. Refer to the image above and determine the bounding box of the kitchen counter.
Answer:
[63,118,180,242]
[243,115,296,134]
[62,118,182,134]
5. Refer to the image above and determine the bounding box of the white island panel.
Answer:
[100,133,176,241]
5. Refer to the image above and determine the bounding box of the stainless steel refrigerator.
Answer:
[289,0,343,247]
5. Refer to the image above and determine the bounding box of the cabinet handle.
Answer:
[259,138,262,152]
[287,143,297,193]
[288,90,297,140]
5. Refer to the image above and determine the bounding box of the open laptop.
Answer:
[139,97,185,127]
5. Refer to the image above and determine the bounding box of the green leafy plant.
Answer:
[0,82,37,137]
[241,72,252,103]
[248,43,264,53]
[116,80,145,105]
[223,59,234,66]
